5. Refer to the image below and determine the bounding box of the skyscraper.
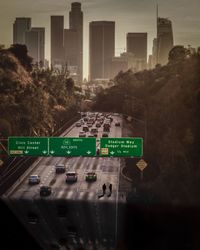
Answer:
[111,56,128,78]
[13,18,31,44]
[89,21,115,81]
[152,38,157,67]
[126,33,147,71]
[64,29,79,80]
[157,17,173,65]
[68,2,83,82]
[51,16,64,68]
[25,28,45,65]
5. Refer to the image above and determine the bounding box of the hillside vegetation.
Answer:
[0,45,79,137]
[94,46,200,204]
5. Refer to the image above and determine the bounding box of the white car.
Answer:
[28,175,40,185]
[66,171,78,183]
[76,122,81,127]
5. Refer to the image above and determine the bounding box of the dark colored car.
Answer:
[91,128,98,137]
[96,122,101,128]
[115,122,120,126]
[85,172,97,181]
[27,212,39,224]
[103,127,110,132]
[40,186,52,196]
[102,132,109,137]
[82,126,89,132]
[55,164,66,174]
[79,131,86,137]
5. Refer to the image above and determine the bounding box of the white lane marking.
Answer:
[88,191,96,200]
[78,157,88,169]
[65,190,74,199]
[57,189,65,199]
[77,192,85,200]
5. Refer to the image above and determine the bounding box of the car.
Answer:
[40,186,52,196]
[95,122,101,128]
[79,131,86,137]
[87,122,93,127]
[76,122,81,127]
[103,122,111,128]
[115,122,120,126]
[88,133,95,137]
[28,175,40,185]
[55,164,66,174]
[109,116,113,122]
[80,119,85,125]
[102,132,109,137]
[66,171,78,183]
[82,125,89,132]
[103,126,110,132]
[88,118,95,124]
[83,117,88,122]
[85,172,97,181]
[91,128,98,133]
[27,212,39,224]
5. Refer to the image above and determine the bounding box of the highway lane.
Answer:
[5,113,126,250]
[9,113,122,202]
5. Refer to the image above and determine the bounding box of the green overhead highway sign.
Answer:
[8,137,143,157]
[49,137,96,157]
[100,137,143,157]
[8,137,48,156]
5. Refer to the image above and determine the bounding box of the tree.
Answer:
[0,119,11,137]
[8,44,33,71]
[168,45,187,64]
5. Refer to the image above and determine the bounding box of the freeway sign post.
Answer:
[136,159,148,181]
[100,137,143,157]
[8,137,49,156]
[49,137,96,157]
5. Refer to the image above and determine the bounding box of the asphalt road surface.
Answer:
[4,113,127,250]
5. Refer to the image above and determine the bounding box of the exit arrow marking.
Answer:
[24,150,29,154]
[66,151,71,154]
[86,151,91,154]
[42,150,47,154]
[110,151,115,155]
[50,150,55,154]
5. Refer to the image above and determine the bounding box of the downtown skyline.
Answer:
[0,0,200,79]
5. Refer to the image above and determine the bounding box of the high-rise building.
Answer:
[68,2,83,82]
[126,33,147,71]
[64,29,79,80]
[152,38,157,67]
[25,27,45,65]
[157,17,173,65]
[89,21,115,81]
[147,54,153,69]
[51,16,64,69]
[111,56,128,78]
[13,18,31,44]
[120,52,137,71]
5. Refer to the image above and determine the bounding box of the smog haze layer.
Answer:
[0,0,199,79]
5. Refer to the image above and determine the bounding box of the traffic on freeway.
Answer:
[4,112,127,250]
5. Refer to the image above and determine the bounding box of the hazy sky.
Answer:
[0,0,199,79]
